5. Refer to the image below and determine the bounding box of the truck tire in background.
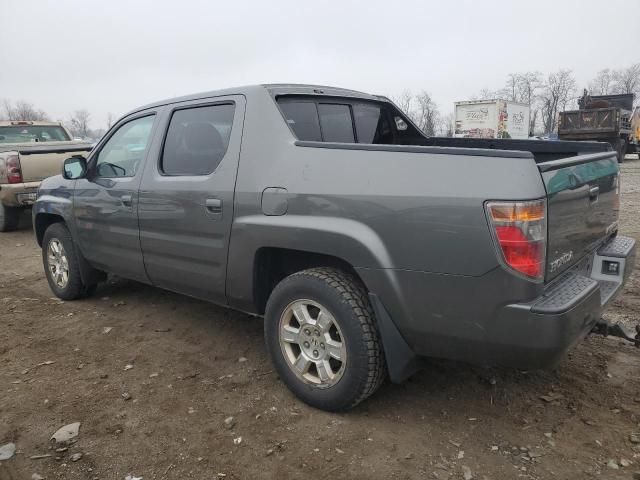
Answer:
[0,204,20,232]
[614,138,628,163]
[264,267,386,411]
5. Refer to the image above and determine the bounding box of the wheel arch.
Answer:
[34,212,65,247]
[226,215,394,315]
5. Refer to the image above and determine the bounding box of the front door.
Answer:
[138,96,245,304]
[73,113,157,282]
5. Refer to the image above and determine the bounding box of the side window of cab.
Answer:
[94,115,155,178]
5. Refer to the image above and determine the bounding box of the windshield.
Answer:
[0,125,71,143]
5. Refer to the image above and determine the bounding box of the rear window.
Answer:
[0,125,70,143]
[317,104,355,143]
[278,101,321,142]
[277,96,407,144]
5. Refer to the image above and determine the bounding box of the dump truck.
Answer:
[558,91,635,162]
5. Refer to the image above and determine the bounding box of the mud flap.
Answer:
[368,293,421,383]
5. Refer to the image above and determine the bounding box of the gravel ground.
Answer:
[1,159,639,480]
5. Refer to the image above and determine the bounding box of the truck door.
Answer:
[73,112,158,282]
[137,96,245,304]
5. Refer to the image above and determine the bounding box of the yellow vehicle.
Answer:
[631,106,640,158]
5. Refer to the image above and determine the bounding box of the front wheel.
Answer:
[42,222,97,300]
[264,268,386,411]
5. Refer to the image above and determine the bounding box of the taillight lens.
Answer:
[486,199,547,281]
[6,154,23,184]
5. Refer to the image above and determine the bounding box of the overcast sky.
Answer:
[1,0,636,129]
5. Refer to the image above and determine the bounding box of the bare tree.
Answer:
[612,63,640,96]
[413,91,440,136]
[470,88,498,101]
[2,99,49,121]
[393,90,413,117]
[439,111,455,137]
[391,90,441,136]
[69,109,91,138]
[107,112,115,129]
[540,69,576,134]
[589,69,614,95]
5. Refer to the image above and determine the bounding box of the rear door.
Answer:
[540,151,620,281]
[138,96,245,304]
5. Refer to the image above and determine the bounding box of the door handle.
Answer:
[589,185,600,200]
[205,197,222,213]
[121,194,133,207]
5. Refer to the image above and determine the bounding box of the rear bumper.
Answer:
[491,235,636,367]
[360,235,636,371]
[0,182,40,207]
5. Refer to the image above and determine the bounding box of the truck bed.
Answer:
[424,136,610,163]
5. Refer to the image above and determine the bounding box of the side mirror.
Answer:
[62,155,87,180]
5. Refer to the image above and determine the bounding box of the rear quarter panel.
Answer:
[226,88,547,312]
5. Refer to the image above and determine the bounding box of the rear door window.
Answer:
[161,103,235,176]
[317,104,355,143]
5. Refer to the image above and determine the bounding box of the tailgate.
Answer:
[15,143,92,182]
[558,108,618,135]
[539,151,619,281]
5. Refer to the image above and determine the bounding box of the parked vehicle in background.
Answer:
[558,91,635,162]
[454,99,530,139]
[630,106,640,158]
[33,84,634,411]
[0,121,92,231]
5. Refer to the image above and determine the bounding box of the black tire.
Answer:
[42,222,96,300]
[264,267,386,411]
[614,138,627,163]
[0,204,21,232]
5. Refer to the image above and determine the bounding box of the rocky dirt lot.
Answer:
[1,160,640,480]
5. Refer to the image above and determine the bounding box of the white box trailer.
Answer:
[454,100,530,139]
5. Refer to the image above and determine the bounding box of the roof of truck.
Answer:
[0,121,63,127]
[125,84,380,118]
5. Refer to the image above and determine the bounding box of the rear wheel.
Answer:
[0,204,20,232]
[42,222,97,300]
[264,267,386,411]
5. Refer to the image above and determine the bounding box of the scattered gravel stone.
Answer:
[224,417,236,429]
[0,442,16,460]
[50,422,80,443]
[70,453,83,462]
[122,392,132,401]
[620,458,632,467]
[461,465,473,480]
[630,433,640,444]
[124,364,134,371]
[32,474,44,480]
[607,459,620,469]
[238,357,247,363]
[233,437,242,445]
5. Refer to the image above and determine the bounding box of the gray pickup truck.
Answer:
[33,84,635,411]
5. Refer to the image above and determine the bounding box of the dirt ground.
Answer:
[1,159,640,480]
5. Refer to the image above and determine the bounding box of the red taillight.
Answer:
[7,154,23,184]
[486,200,547,281]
